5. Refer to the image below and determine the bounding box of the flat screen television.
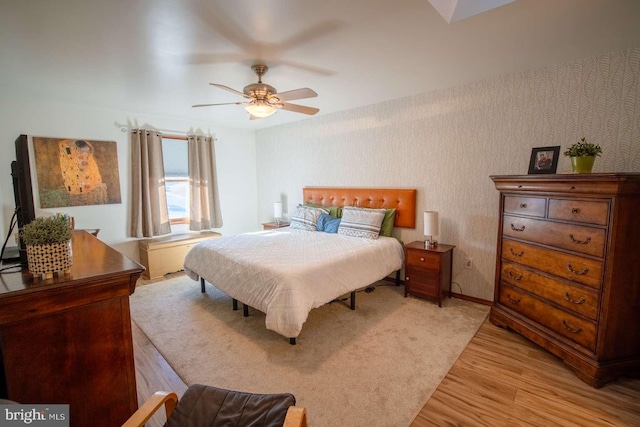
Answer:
[10,134,36,267]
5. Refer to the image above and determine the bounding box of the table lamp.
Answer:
[424,211,438,248]
[274,202,283,225]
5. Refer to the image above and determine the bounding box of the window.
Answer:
[162,136,189,224]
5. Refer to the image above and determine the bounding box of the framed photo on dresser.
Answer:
[528,146,560,174]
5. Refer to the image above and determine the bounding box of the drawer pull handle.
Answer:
[561,320,582,334]
[510,224,525,232]
[420,257,425,262]
[571,208,580,214]
[567,264,589,275]
[519,203,527,209]
[564,292,586,305]
[509,248,524,257]
[569,234,591,245]
[506,294,521,304]
[507,271,523,281]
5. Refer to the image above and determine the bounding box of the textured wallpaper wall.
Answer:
[256,46,640,301]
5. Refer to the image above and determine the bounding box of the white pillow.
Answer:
[337,206,386,239]
[289,205,329,231]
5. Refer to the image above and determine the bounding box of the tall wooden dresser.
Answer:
[489,174,640,387]
[0,230,144,426]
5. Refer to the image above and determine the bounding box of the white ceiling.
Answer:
[2,0,640,130]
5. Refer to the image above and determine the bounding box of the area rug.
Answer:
[130,274,489,427]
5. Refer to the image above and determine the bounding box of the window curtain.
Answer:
[130,129,171,237]
[188,135,223,230]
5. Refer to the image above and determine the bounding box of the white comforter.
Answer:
[183,228,404,338]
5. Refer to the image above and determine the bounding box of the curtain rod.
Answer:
[115,123,215,139]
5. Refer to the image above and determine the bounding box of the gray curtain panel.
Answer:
[130,129,171,237]
[188,135,223,230]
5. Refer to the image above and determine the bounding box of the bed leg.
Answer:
[243,304,249,317]
[232,299,238,311]
[350,291,356,310]
[395,269,401,286]
[200,277,205,293]
[289,338,296,345]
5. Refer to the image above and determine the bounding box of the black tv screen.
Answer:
[11,134,36,266]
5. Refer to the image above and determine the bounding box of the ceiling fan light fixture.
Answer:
[245,101,277,118]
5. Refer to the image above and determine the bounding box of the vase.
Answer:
[26,240,73,279]
[570,156,595,174]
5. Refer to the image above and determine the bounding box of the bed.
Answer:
[183,187,417,343]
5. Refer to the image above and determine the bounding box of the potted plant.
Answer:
[20,214,73,279]
[563,137,602,173]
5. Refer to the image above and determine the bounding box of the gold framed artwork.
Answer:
[32,137,122,208]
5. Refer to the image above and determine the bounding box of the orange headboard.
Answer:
[302,187,417,228]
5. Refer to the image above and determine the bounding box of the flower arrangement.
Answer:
[563,137,602,157]
[21,215,72,246]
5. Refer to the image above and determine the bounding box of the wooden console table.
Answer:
[0,230,144,426]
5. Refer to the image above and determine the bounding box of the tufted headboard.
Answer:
[302,187,417,228]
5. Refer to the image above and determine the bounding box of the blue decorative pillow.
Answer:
[317,213,341,233]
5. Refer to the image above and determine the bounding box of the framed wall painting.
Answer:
[32,137,122,208]
[528,146,560,174]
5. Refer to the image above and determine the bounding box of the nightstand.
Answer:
[403,241,455,307]
[262,221,290,230]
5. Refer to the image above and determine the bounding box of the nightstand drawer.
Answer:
[405,250,440,270]
[405,267,440,299]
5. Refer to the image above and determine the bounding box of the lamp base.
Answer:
[424,239,438,249]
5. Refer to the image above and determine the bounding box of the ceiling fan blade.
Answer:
[192,102,246,108]
[273,88,318,102]
[209,83,249,98]
[280,102,319,115]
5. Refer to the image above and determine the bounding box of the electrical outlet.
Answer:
[465,257,473,269]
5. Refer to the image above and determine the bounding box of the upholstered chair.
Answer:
[122,384,307,427]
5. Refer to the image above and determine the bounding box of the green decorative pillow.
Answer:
[379,208,396,237]
[304,202,342,218]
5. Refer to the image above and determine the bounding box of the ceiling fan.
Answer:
[193,64,319,120]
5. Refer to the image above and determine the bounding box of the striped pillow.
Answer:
[337,206,386,239]
[289,205,329,231]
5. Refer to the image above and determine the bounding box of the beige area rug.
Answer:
[130,274,489,427]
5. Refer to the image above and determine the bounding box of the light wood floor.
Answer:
[132,279,640,426]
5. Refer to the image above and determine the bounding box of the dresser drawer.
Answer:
[548,199,609,226]
[501,239,603,289]
[504,196,546,217]
[501,261,599,320]
[498,284,596,351]
[503,215,606,258]
[405,249,440,270]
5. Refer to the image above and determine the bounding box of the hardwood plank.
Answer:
[413,322,640,427]
[133,276,188,427]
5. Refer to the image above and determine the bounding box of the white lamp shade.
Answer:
[274,202,283,218]
[423,211,439,237]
